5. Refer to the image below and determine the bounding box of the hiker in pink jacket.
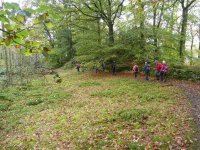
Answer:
[160,60,168,82]
[133,64,139,78]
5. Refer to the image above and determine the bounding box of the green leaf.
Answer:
[19,30,29,37]
[5,37,11,46]
[0,15,9,23]
[16,15,25,23]
[37,5,49,13]
[33,18,40,24]
[46,22,53,29]
[29,30,35,35]
[32,42,40,47]
[4,2,20,10]
[38,13,48,21]
[0,39,5,45]
[4,24,13,31]
[24,8,35,16]
[24,49,32,56]
[24,8,35,14]
[50,13,60,20]
[25,40,32,46]
[0,11,7,15]
[14,38,23,44]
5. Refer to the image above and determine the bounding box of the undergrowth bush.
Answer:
[168,65,200,81]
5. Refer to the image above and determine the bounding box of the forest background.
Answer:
[0,0,200,86]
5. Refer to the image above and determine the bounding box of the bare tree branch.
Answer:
[112,0,125,22]
[0,28,10,34]
[157,0,165,28]
[71,3,99,19]
[186,0,197,9]
[43,22,54,48]
[97,0,109,24]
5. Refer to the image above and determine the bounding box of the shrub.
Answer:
[168,66,200,81]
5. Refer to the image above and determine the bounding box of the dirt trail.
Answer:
[92,71,200,146]
[175,81,200,147]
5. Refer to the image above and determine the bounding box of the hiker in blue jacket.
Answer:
[144,62,150,80]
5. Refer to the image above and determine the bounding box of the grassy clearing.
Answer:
[0,70,194,149]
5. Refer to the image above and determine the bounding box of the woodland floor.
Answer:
[96,71,200,149]
[0,69,199,149]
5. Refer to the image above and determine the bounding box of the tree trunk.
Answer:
[198,24,200,58]
[8,48,12,85]
[140,25,145,51]
[153,8,158,52]
[108,22,114,45]
[179,8,188,59]
[68,0,74,59]
[139,0,145,52]
[66,29,73,59]
[107,0,114,45]
[169,6,175,32]
[97,17,101,45]
[20,49,23,85]
[191,37,194,51]
[43,23,54,48]
[4,46,9,86]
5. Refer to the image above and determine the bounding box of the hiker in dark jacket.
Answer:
[111,61,116,75]
[76,63,80,72]
[144,62,150,80]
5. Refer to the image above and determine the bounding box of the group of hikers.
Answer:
[133,60,168,82]
[76,60,168,82]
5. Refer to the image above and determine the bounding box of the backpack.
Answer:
[76,64,80,69]
[161,64,168,72]
[145,64,150,73]
[146,65,150,71]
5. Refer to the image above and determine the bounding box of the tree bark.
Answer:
[190,24,195,52]
[198,24,200,58]
[190,37,194,51]
[153,7,158,51]
[179,0,197,60]
[4,46,9,86]
[43,23,54,48]
[8,48,12,85]
[97,17,101,45]
[179,8,188,59]
[139,0,145,52]
[179,7,188,59]
[108,22,114,45]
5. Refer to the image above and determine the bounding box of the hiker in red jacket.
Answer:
[155,60,162,80]
[133,64,139,78]
[160,60,168,82]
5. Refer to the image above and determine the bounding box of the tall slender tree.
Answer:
[179,0,197,59]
